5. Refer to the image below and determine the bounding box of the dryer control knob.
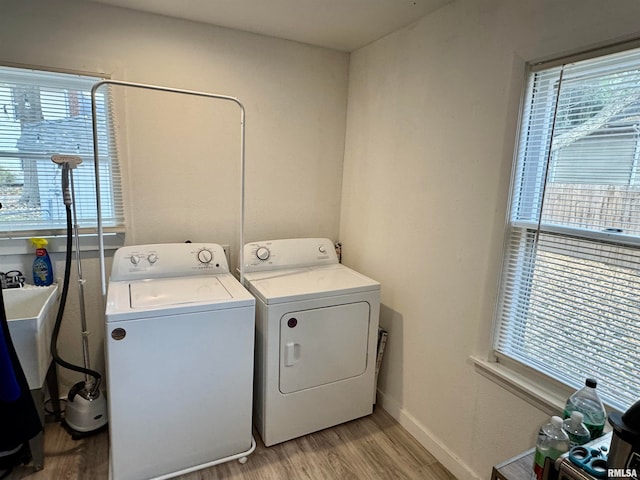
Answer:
[129,255,140,265]
[147,253,158,264]
[256,246,270,261]
[197,249,213,264]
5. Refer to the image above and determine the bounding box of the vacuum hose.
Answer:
[49,199,102,399]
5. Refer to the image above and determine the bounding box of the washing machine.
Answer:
[242,237,380,446]
[105,243,255,480]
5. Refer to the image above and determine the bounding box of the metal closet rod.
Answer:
[90,79,247,300]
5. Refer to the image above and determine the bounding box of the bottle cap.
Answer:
[586,378,597,388]
[30,237,48,249]
[570,411,584,423]
[551,416,563,426]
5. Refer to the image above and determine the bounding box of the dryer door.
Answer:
[279,302,370,394]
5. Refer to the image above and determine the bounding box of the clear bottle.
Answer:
[562,411,591,447]
[563,378,606,439]
[533,416,570,480]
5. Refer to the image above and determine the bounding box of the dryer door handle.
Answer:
[284,342,300,367]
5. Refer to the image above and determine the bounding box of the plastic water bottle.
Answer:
[562,411,591,446]
[563,378,606,439]
[533,416,570,480]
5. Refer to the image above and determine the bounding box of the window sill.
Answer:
[472,355,619,434]
[471,355,571,417]
[0,232,125,255]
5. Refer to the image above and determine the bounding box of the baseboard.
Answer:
[376,389,482,480]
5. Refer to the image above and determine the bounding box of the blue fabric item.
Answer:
[0,287,42,452]
[0,311,20,402]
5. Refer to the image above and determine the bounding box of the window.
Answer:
[0,66,123,235]
[494,45,640,412]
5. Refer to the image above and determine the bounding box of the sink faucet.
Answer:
[1,270,25,289]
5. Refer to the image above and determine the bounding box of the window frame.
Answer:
[488,40,640,414]
[0,64,124,240]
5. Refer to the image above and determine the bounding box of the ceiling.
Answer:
[84,0,452,51]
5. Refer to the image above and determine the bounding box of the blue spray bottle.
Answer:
[30,238,54,286]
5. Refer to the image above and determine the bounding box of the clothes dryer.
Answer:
[243,238,380,446]
[105,243,255,480]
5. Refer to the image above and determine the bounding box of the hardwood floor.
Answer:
[6,407,456,479]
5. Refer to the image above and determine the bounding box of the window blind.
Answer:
[0,66,123,235]
[494,46,640,411]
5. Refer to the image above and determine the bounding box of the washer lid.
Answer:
[130,276,232,308]
[244,264,379,304]
[106,273,255,323]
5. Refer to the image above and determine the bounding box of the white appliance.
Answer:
[243,238,380,446]
[105,243,255,480]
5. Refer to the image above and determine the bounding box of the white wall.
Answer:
[340,1,640,478]
[0,0,348,393]
[5,0,640,478]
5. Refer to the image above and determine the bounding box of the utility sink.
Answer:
[4,285,59,389]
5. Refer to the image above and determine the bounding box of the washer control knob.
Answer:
[147,253,158,264]
[130,255,140,265]
[256,246,270,261]
[197,249,213,264]
[318,245,327,254]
